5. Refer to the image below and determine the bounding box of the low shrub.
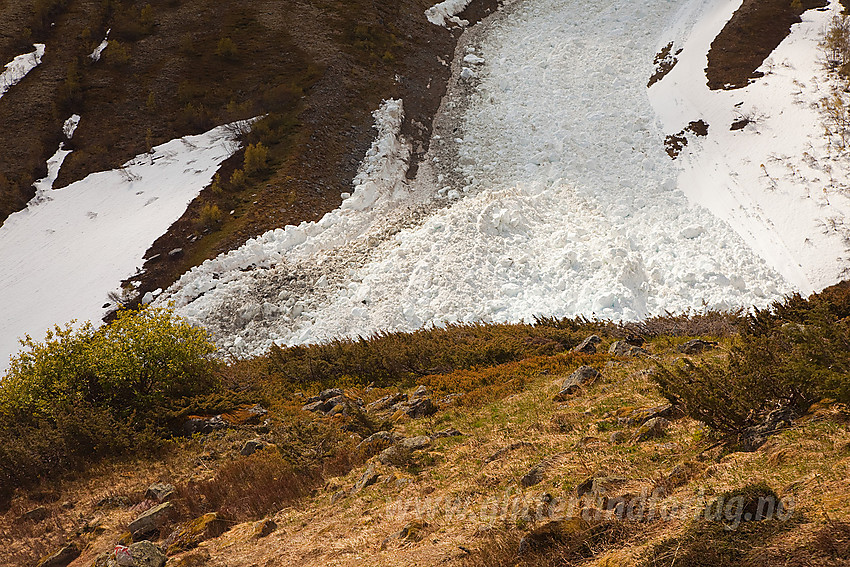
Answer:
[654,292,850,439]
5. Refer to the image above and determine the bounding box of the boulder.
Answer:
[678,339,718,355]
[554,366,600,400]
[252,518,277,538]
[609,341,648,357]
[520,462,547,488]
[128,502,174,538]
[110,541,166,567]
[633,417,670,442]
[144,483,175,503]
[411,385,430,399]
[572,335,601,354]
[240,439,265,457]
[183,415,226,435]
[402,397,437,418]
[165,512,228,554]
[400,435,432,451]
[306,388,344,404]
[353,465,380,492]
[36,544,80,567]
[431,428,463,439]
[367,392,407,412]
[355,431,396,454]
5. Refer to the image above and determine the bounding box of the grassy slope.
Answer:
[3,311,850,567]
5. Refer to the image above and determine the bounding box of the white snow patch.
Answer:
[650,0,850,293]
[425,0,473,27]
[0,122,247,374]
[0,44,45,100]
[63,114,81,139]
[89,29,110,62]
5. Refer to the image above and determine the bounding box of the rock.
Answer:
[305,388,343,404]
[240,439,265,456]
[331,490,347,505]
[111,541,166,567]
[21,506,49,523]
[402,397,437,418]
[616,404,682,426]
[411,385,430,399]
[665,461,699,489]
[165,512,228,554]
[633,417,670,442]
[36,544,80,567]
[353,465,380,492]
[609,431,627,444]
[301,400,327,412]
[367,392,407,412]
[383,520,428,548]
[355,430,396,453]
[432,427,463,439]
[252,518,277,538]
[145,483,175,503]
[576,476,628,497]
[609,341,648,357]
[554,366,600,400]
[128,502,174,538]
[520,462,547,487]
[378,445,413,467]
[517,516,590,555]
[183,415,227,435]
[678,339,718,355]
[167,248,183,258]
[572,335,601,354]
[400,435,432,451]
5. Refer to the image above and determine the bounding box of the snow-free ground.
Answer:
[157,0,815,358]
[0,123,244,372]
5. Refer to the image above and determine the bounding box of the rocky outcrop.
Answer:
[572,335,601,354]
[145,483,175,503]
[128,502,174,538]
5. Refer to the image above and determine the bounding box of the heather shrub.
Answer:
[243,142,268,175]
[654,294,850,437]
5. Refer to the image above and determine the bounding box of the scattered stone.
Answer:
[356,430,396,453]
[183,415,227,435]
[145,483,175,503]
[367,392,407,412]
[378,445,413,467]
[240,439,265,457]
[111,541,166,567]
[554,366,600,399]
[402,397,437,418]
[331,490,347,505]
[633,417,670,442]
[609,341,648,357]
[353,465,380,492]
[678,339,718,355]
[431,427,463,439]
[301,400,327,412]
[36,544,80,567]
[572,335,602,354]
[400,435,432,451]
[166,513,228,554]
[520,462,547,487]
[21,506,49,523]
[306,388,343,404]
[576,476,628,497]
[128,502,174,538]
[252,518,277,538]
[167,248,183,258]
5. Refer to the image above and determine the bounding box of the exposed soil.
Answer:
[705,0,828,90]
[664,119,709,159]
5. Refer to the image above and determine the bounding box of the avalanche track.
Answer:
[159,0,807,357]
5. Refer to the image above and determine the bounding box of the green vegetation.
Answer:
[0,307,219,504]
[655,288,850,440]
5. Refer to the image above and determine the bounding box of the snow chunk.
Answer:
[63,114,81,140]
[425,0,472,27]
[0,44,45,101]
[89,29,110,62]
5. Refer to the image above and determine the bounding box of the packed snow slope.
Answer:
[0,123,244,373]
[158,0,813,357]
[651,0,850,294]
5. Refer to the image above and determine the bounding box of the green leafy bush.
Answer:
[1,306,219,425]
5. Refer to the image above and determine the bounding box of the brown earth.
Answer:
[705,0,829,90]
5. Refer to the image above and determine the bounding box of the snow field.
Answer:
[162,0,793,358]
[651,0,850,293]
[0,123,246,373]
